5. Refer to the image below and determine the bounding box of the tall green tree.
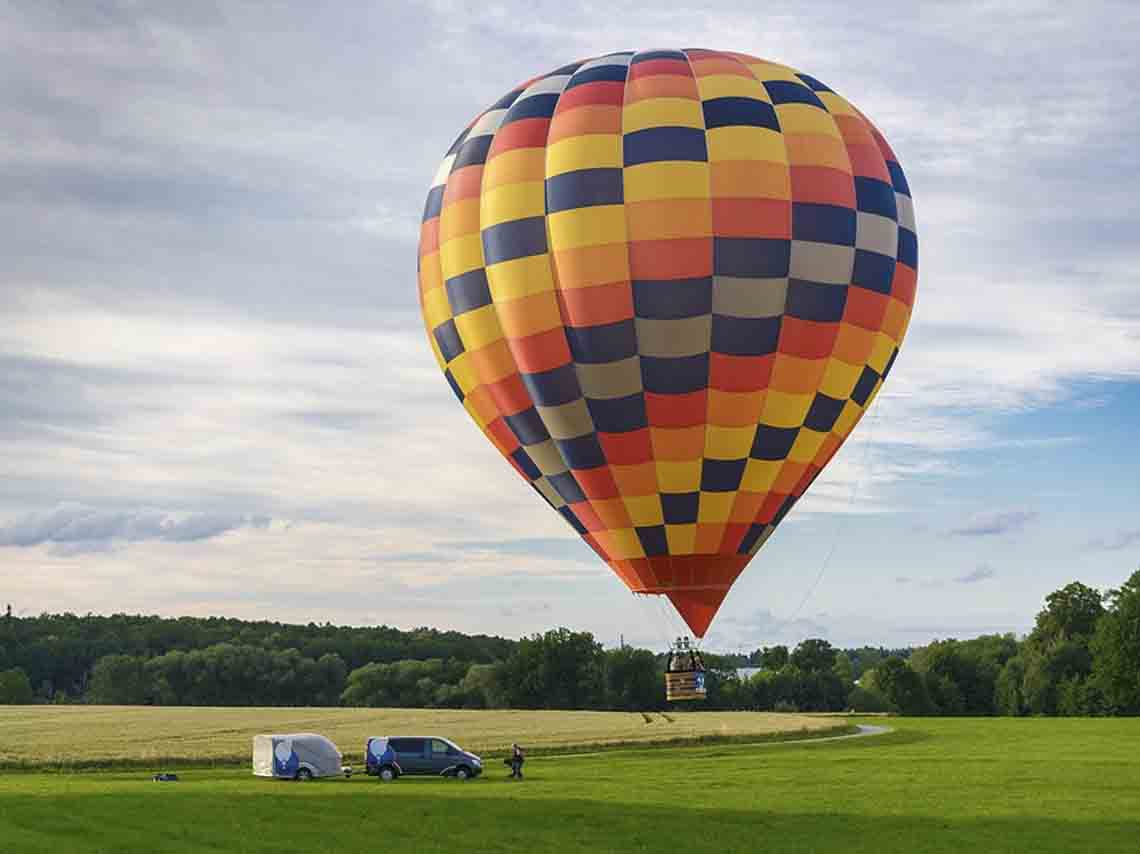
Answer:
[498,629,603,709]
[1091,569,1140,714]
[759,645,789,671]
[870,657,930,715]
[1030,582,1104,646]
[790,639,837,673]
[0,667,34,704]
[994,656,1027,716]
[602,647,662,710]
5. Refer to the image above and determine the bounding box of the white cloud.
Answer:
[1,1,1138,646]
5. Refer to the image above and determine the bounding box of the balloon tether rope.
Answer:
[787,390,887,622]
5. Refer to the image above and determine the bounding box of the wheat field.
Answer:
[0,706,844,768]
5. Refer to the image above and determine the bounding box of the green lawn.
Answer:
[1,717,1137,853]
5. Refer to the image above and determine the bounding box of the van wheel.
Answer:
[455,766,470,781]
[379,766,396,782]
[296,768,313,782]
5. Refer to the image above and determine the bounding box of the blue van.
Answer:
[365,736,483,781]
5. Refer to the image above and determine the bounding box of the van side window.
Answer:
[391,738,424,754]
[431,739,450,755]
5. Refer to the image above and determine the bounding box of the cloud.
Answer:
[948,511,1039,537]
[955,566,997,585]
[1085,529,1140,551]
[0,504,270,551]
[0,1,1137,647]
[706,608,830,650]
[447,538,597,564]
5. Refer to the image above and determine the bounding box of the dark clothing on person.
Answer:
[509,744,524,779]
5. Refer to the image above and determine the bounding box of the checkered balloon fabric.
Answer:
[417,49,917,638]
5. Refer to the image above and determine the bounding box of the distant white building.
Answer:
[736,667,763,680]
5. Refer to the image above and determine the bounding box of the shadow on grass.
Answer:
[2,787,1135,854]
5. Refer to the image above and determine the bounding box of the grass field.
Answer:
[0,706,844,769]
[0,716,1138,853]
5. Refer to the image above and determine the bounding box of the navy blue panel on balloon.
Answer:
[772,495,797,526]
[714,237,791,277]
[452,134,494,170]
[566,319,638,364]
[445,268,492,315]
[700,458,747,492]
[641,353,709,394]
[711,315,781,356]
[795,73,833,93]
[854,177,898,219]
[661,491,700,524]
[784,280,848,322]
[443,369,463,401]
[804,393,845,432]
[624,127,708,166]
[489,88,524,112]
[632,277,713,319]
[792,204,857,246]
[751,425,800,460]
[636,525,669,557]
[551,61,586,76]
[504,93,559,123]
[850,366,880,406]
[549,471,586,504]
[763,80,826,109]
[521,363,581,407]
[565,64,629,89]
[546,168,624,213]
[433,319,464,362]
[897,228,918,268]
[738,523,768,553]
[586,394,648,433]
[702,97,779,131]
[422,185,445,222]
[482,216,548,265]
[556,434,606,470]
[887,161,911,196]
[510,447,542,480]
[852,250,895,295]
[558,505,588,534]
[445,127,471,157]
[504,407,550,446]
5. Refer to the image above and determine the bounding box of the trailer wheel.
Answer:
[296,768,313,782]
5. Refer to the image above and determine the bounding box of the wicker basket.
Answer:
[665,670,707,702]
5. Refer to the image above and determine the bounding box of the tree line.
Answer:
[1,569,1137,714]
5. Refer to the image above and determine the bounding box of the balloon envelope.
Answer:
[417,50,917,637]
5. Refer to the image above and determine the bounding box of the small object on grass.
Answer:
[152,773,178,782]
[641,712,653,724]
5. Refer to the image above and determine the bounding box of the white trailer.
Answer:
[252,733,348,780]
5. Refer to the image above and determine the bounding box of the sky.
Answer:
[2,0,1138,651]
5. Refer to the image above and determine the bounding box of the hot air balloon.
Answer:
[416,49,917,689]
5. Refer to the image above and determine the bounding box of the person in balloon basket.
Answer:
[504,743,524,779]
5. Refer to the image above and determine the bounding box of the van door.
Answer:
[429,738,455,774]
[390,738,428,773]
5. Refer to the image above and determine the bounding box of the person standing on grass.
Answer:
[508,742,524,779]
